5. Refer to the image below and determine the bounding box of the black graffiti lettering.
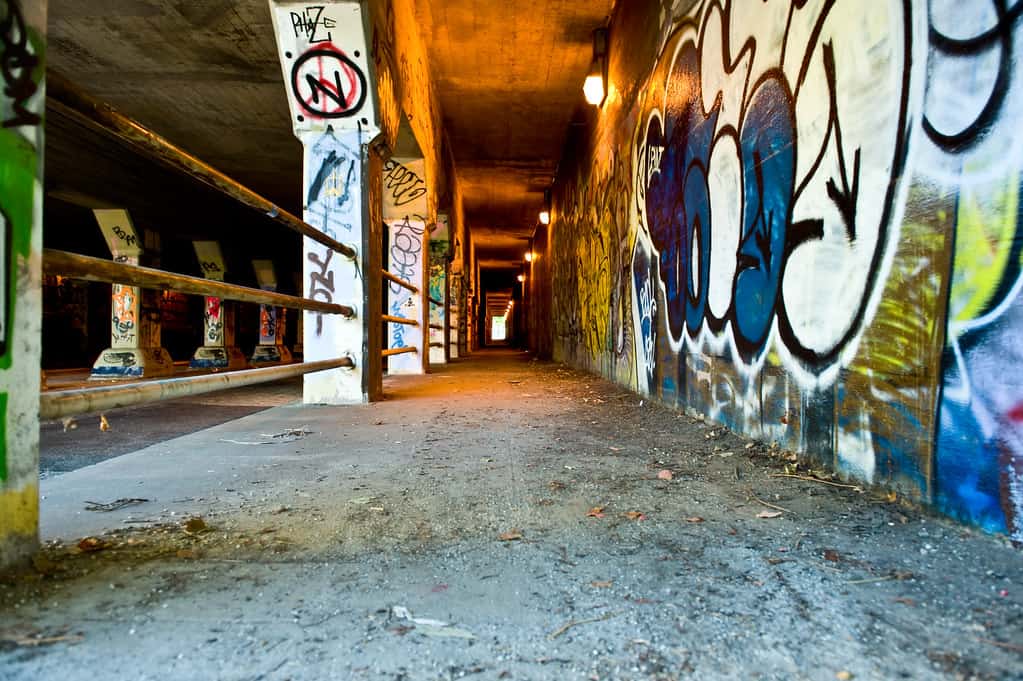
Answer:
[290,6,336,44]
[383,159,427,207]
[111,225,137,247]
[924,0,1023,153]
[0,0,40,128]
[308,150,355,208]
[388,217,423,293]
[200,261,221,274]
[307,248,334,335]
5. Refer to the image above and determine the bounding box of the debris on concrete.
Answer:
[498,529,523,541]
[98,414,110,432]
[84,498,148,512]
[548,611,620,640]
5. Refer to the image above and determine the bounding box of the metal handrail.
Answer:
[382,270,418,294]
[429,342,443,348]
[40,357,354,419]
[382,347,417,357]
[429,296,444,306]
[45,249,355,317]
[46,72,356,260]
[382,314,417,326]
[429,323,444,330]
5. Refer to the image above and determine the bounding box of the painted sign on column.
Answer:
[0,0,45,566]
[268,1,379,138]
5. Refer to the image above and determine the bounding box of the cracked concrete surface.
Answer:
[2,350,1022,680]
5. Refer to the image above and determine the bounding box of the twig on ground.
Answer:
[974,637,1023,654]
[548,611,619,640]
[770,474,863,491]
[749,493,792,515]
[846,575,895,585]
[84,498,148,512]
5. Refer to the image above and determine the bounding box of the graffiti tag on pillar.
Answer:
[111,285,137,344]
[389,216,424,292]
[291,44,367,120]
[0,0,41,128]
[383,159,427,207]
[289,6,336,44]
[307,248,335,335]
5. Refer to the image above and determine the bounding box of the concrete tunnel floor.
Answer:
[2,350,1022,680]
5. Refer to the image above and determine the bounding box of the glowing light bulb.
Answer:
[539,210,550,225]
[584,73,605,105]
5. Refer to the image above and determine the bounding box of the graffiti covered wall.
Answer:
[547,0,1023,538]
[0,0,45,566]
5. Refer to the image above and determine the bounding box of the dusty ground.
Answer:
[2,349,1022,680]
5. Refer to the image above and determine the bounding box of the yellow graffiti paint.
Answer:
[0,482,39,538]
[950,168,1021,327]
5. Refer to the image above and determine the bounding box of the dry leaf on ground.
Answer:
[99,414,110,432]
[684,516,704,523]
[624,511,647,521]
[590,580,613,588]
[823,549,841,562]
[586,506,606,518]
[183,517,208,534]
[657,469,673,480]
[498,529,523,541]
[77,537,108,553]
[756,510,783,519]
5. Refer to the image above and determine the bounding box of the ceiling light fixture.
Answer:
[539,188,551,225]
[584,27,608,107]
[525,252,533,263]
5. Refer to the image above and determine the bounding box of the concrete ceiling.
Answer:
[45,0,612,271]
[416,0,613,265]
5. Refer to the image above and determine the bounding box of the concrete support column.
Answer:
[428,213,450,365]
[249,259,292,366]
[190,241,246,370]
[0,0,45,569]
[90,209,172,379]
[383,158,430,374]
[449,272,460,359]
[269,0,382,403]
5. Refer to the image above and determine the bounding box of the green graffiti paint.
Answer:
[0,392,7,481]
[0,124,41,372]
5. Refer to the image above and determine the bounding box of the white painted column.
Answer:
[190,240,246,370]
[269,0,381,403]
[383,157,430,374]
[90,209,172,379]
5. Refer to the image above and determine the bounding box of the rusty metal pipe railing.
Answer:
[40,357,354,420]
[429,323,444,331]
[382,347,417,357]
[381,314,417,326]
[45,249,355,317]
[429,342,443,348]
[381,270,418,294]
[429,296,444,307]
[46,72,356,260]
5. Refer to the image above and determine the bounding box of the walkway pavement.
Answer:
[2,350,1022,680]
